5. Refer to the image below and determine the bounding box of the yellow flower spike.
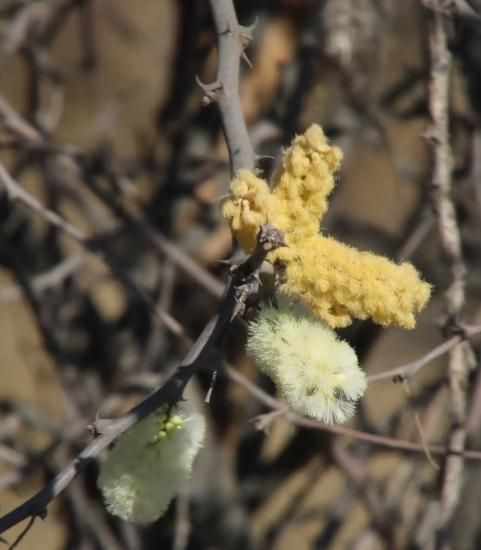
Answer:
[271,124,342,237]
[222,124,431,329]
[276,235,431,328]
[221,170,273,252]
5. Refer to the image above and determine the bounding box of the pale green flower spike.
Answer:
[247,298,367,424]
[97,408,205,523]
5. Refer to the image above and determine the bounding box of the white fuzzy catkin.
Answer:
[247,299,366,424]
[97,408,205,523]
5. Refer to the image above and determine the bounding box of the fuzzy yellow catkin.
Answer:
[247,299,366,424]
[222,124,431,329]
[97,407,205,523]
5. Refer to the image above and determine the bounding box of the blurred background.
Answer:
[1,0,481,548]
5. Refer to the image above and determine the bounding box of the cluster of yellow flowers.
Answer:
[97,125,432,527]
[222,125,431,329]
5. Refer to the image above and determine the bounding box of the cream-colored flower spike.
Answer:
[247,298,366,424]
[97,408,205,523]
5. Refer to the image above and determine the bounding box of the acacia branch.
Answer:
[199,0,256,175]
[0,224,282,534]
[0,0,256,535]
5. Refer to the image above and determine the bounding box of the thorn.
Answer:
[90,413,113,436]
[205,370,218,403]
[422,127,440,144]
[241,51,253,69]
[255,154,275,161]
[240,16,259,36]
[217,258,235,266]
[195,76,222,105]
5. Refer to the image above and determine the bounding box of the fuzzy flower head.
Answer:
[222,124,431,329]
[97,407,205,523]
[247,299,367,424]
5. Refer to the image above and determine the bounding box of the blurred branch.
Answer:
[0,87,224,298]
[0,252,85,304]
[0,95,43,145]
[226,365,481,461]
[367,325,481,382]
[423,1,472,544]
[425,0,481,30]
[0,160,186,336]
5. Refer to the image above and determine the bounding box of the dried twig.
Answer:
[423,1,471,543]
[367,325,481,382]
[0,161,187,337]
[425,0,481,30]
[227,365,481,461]
[0,252,85,304]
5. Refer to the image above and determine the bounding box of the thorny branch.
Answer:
[200,0,256,175]
[0,0,256,536]
[0,223,284,534]
[1,0,481,547]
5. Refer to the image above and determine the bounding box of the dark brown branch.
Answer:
[0,224,282,534]
[0,0,258,537]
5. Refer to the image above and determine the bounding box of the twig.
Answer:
[7,516,36,550]
[0,161,186,337]
[402,379,440,470]
[367,325,481,382]
[0,94,43,145]
[425,0,481,31]
[200,0,256,175]
[173,492,191,550]
[0,252,85,303]
[0,161,85,243]
[423,1,471,542]
[225,365,481,461]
